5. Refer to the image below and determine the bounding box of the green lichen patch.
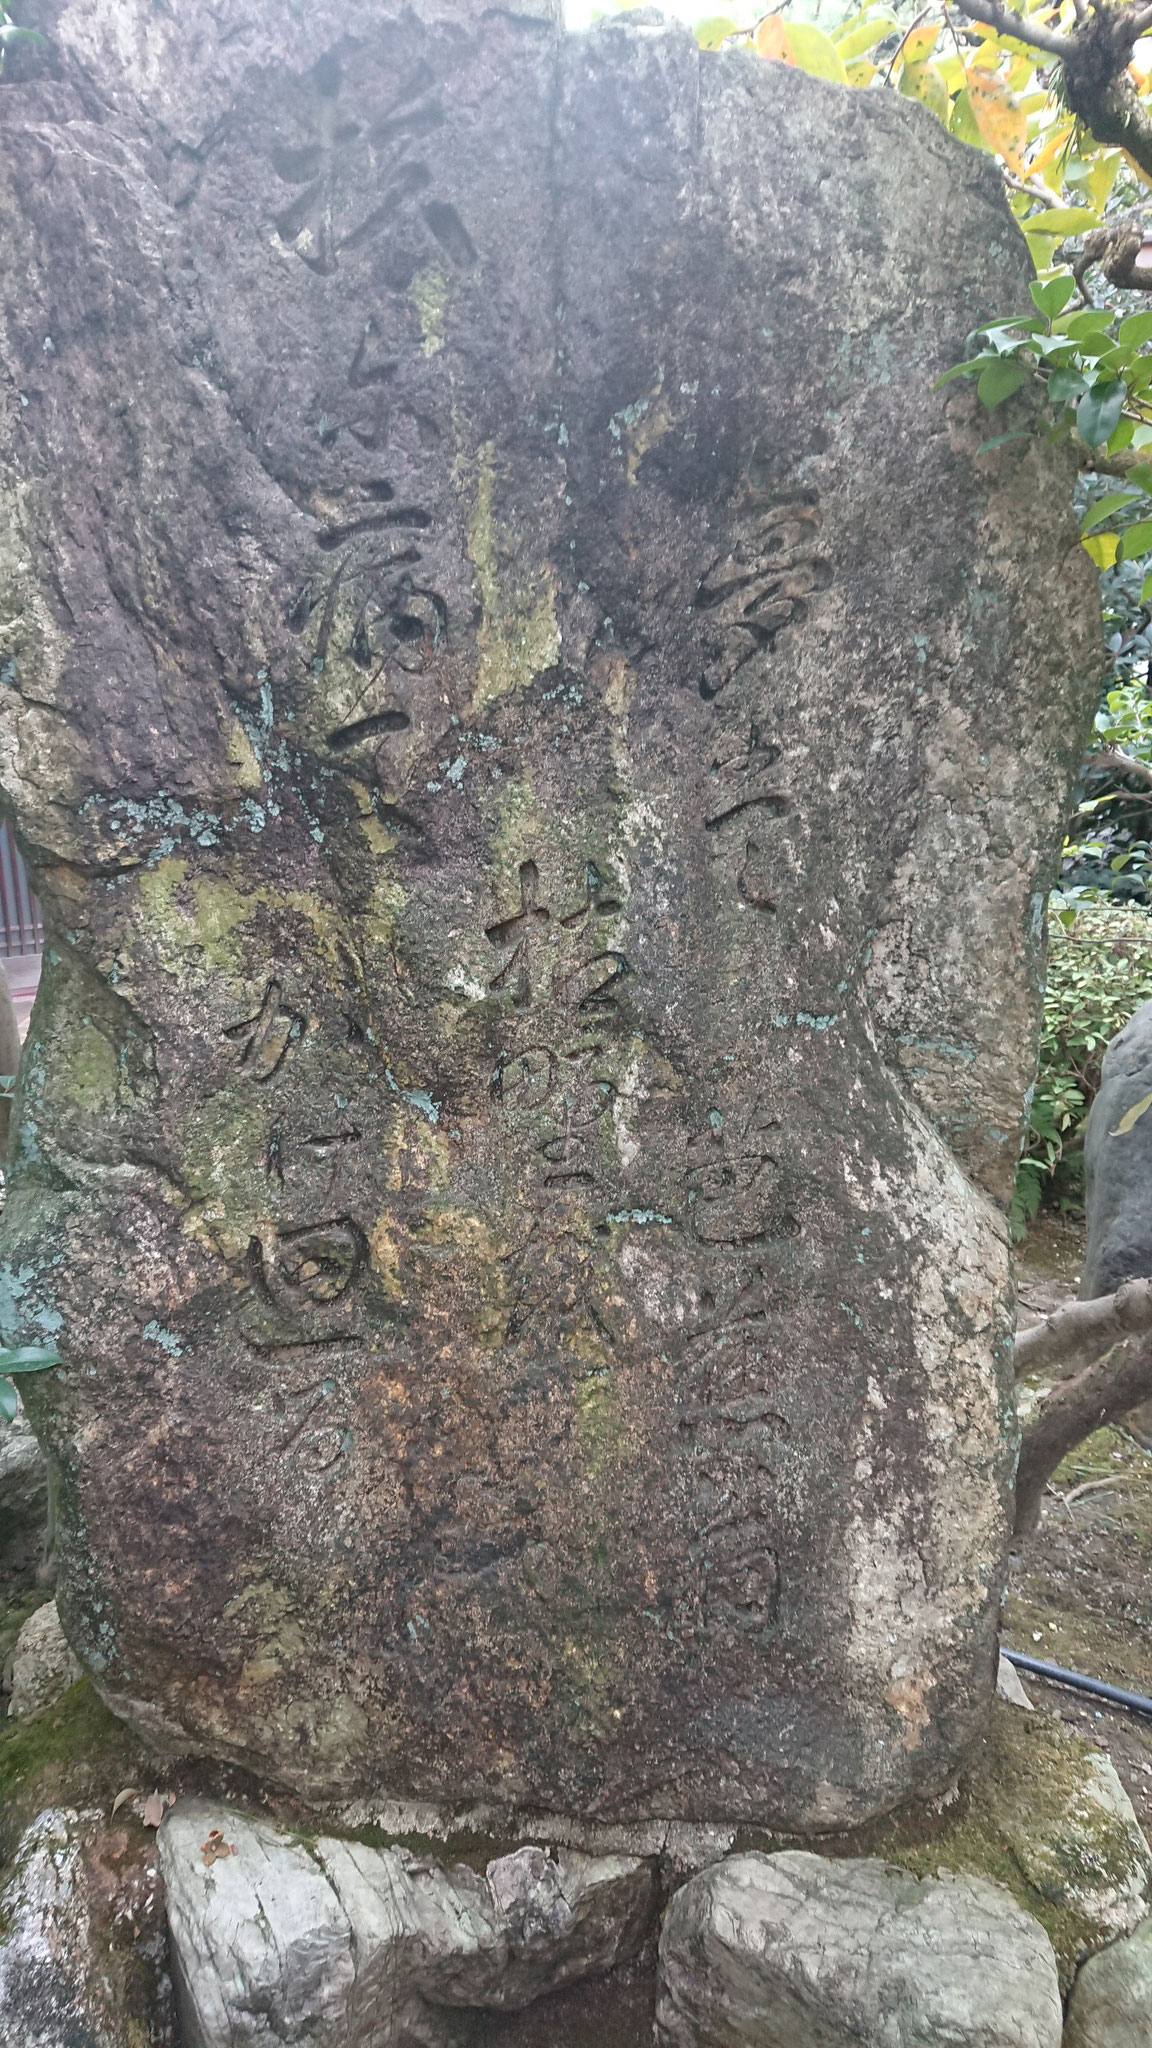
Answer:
[465,442,560,713]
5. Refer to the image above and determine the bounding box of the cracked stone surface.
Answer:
[159,1797,656,2047]
[0,0,1099,1825]
[655,1850,1063,2048]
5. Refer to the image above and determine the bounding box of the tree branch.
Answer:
[1015,1333,1152,1533]
[952,0,1075,57]
[1014,1274,1152,1383]
[1089,748,1152,788]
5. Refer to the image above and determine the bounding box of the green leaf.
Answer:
[1081,491,1140,534]
[1140,570,1152,603]
[1106,417,1136,456]
[1061,308,1115,339]
[1118,310,1152,353]
[977,359,1028,409]
[1022,205,1101,238]
[1077,379,1126,447]
[1125,463,1152,494]
[1030,275,1076,319]
[0,1378,16,1424]
[694,16,737,49]
[934,356,994,389]
[1047,366,1088,405]
[783,22,848,83]
[0,1344,61,1373]
[1118,518,1152,561]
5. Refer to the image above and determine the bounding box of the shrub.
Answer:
[1014,896,1152,1236]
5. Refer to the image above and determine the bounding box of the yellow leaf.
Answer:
[755,14,790,60]
[755,16,848,84]
[1085,147,1122,211]
[834,13,897,58]
[936,52,966,90]
[845,56,876,85]
[783,21,849,83]
[1083,532,1120,568]
[901,22,940,61]
[1028,118,1074,179]
[1006,52,1034,91]
[900,59,950,123]
[1112,1089,1152,1136]
[966,67,1028,173]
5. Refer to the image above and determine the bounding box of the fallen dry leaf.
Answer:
[111,1787,138,1818]
[142,1794,166,1829]
[200,1829,237,1867]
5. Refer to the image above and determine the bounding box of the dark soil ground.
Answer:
[1009,1212,1152,1832]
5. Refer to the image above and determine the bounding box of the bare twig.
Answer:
[1003,169,1063,206]
[1055,1474,1123,1505]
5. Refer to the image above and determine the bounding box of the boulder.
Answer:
[1064,1915,1152,2048]
[655,1850,1063,2048]
[0,1804,176,2047]
[864,1699,1152,1990]
[159,1797,656,2047]
[1081,996,1152,1300]
[6,1598,83,1718]
[0,0,1098,1826]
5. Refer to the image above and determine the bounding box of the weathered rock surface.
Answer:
[862,1699,1152,1990]
[159,1797,656,2047]
[0,1404,47,1565]
[655,1850,1063,2048]
[1065,1915,1152,2048]
[1081,996,1152,1299]
[0,0,1098,1825]
[996,1651,1034,1709]
[0,1804,176,2047]
[6,1597,82,1718]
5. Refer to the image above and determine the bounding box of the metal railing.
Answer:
[0,821,41,957]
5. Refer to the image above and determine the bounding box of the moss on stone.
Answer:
[465,442,560,713]
[755,1700,1152,1991]
[411,265,449,355]
[0,1678,142,1864]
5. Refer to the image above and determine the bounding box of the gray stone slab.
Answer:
[655,1850,1063,2048]
[0,3,1099,1827]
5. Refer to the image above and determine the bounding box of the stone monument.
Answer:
[0,0,1099,1829]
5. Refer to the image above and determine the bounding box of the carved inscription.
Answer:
[248,1218,368,1314]
[224,982,307,1080]
[678,1269,791,1641]
[486,860,629,1190]
[695,489,831,701]
[685,1095,798,1247]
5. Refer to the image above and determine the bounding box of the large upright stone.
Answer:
[0,3,1098,1827]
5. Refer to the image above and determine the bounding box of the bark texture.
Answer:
[0,3,1100,1826]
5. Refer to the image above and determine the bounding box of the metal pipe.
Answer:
[1002,1647,1152,1718]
